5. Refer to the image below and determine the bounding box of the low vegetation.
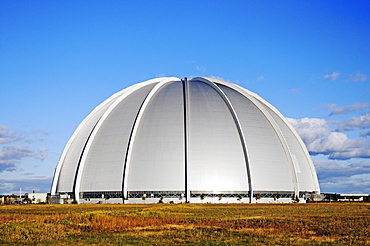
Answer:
[0,203,369,245]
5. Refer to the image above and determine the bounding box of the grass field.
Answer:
[0,203,369,245]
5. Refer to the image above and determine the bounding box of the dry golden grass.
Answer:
[0,203,369,245]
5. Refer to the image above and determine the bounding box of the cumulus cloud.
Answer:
[350,72,368,82]
[329,103,370,116]
[319,173,370,194]
[288,117,370,160]
[324,72,340,81]
[257,76,264,80]
[360,130,370,137]
[289,107,370,192]
[336,113,370,131]
[309,132,370,159]
[314,161,370,193]
[314,160,370,179]
[287,117,330,145]
[328,148,370,160]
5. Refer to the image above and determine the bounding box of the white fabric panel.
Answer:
[127,81,185,191]
[79,83,157,191]
[54,76,320,200]
[187,81,249,192]
[56,92,124,193]
[259,102,319,191]
[218,84,294,191]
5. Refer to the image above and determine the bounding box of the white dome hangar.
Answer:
[51,77,320,204]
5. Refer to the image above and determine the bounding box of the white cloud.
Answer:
[289,88,301,94]
[0,146,34,161]
[289,108,370,192]
[0,163,17,173]
[329,148,370,160]
[308,132,369,159]
[257,76,264,80]
[287,117,330,144]
[324,72,340,81]
[0,176,52,195]
[195,66,206,72]
[0,125,49,172]
[315,104,336,112]
[0,146,34,172]
[35,148,48,161]
[288,117,370,160]
[314,160,370,179]
[0,146,49,172]
[350,72,368,82]
[319,173,370,194]
[314,161,370,193]
[0,125,23,144]
[336,113,370,131]
[0,125,49,144]
[323,104,337,110]
[360,130,370,137]
[329,103,370,116]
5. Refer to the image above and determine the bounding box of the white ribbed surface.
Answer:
[187,81,249,192]
[127,81,185,191]
[79,83,157,191]
[51,77,320,202]
[218,84,293,191]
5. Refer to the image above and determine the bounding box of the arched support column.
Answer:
[121,77,180,202]
[181,78,190,203]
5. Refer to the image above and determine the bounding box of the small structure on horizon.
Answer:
[26,193,48,204]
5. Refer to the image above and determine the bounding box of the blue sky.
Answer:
[1,1,369,195]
